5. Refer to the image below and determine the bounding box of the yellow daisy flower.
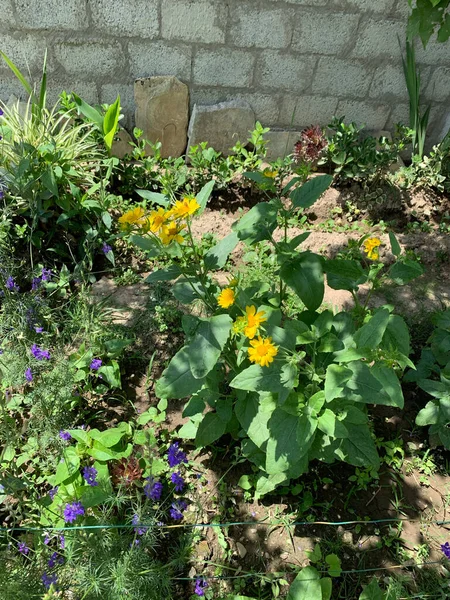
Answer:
[217,288,235,309]
[363,237,381,261]
[147,207,171,233]
[170,197,200,220]
[118,206,146,229]
[244,305,267,340]
[248,336,278,367]
[263,168,278,178]
[160,222,186,245]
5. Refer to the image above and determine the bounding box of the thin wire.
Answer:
[2,517,450,533]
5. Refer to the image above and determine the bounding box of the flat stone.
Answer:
[265,129,303,160]
[134,76,189,158]
[187,100,255,156]
[111,128,133,159]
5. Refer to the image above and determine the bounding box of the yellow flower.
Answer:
[363,237,381,260]
[170,197,200,220]
[118,206,146,229]
[217,288,235,309]
[147,207,171,233]
[248,336,278,367]
[263,168,278,178]
[160,222,186,245]
[232,316,246,335]
[244,305,267,340]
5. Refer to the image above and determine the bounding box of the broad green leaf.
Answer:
[155,347,206,399]
[178,414,203,439]
[72,94,103,128]
[280,252,324,311]
[418,379,450,400]
[230,363,286,396]
[287,566,322,600]
[318,409,348,438]
[67,429,90,444]
[88,440,132,461]
[339,424,380,469]
[359,578,384,600]
[388,232,401,257]
[79,484,110,509]
[305,543,322,563]
[136,189,169,208]
[290,175,333,210]
[103,95,121,150]
[204,231,239,270]
[344,361,392,406]
[389,260,423,284]
[237,475,253,490]
[172,277,204,303]
[197,180,215,214]
[243,171,270,185]
[54,447,80,485]
[320,578,332,600]
[89,424,129,448]
[325,554,342,577]
[354,308,390,349]
[129,235,160,257]
[97,361,121,388]
[371,365,404,409]
[187,314,232,379]
[195,412,226,446]
[232,202,278,245]
[381,315,411,356]
[325,259,366,292]
[235,392,274,449]
[182,395,206,417]
[416,400,440,426]
[296,409,318,452]
[255,472,288,497]
[325,364,352,402]
[266,408,307,478]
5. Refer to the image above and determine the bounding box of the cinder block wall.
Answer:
[1,0,449,144]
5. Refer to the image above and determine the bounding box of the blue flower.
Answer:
[6,276,19,292]
[102,243,112,254]
[63,501,85,523]
[42,572,57,590]
[18,541,30,555]
[441,542,450,559]
[48,551,64,568]
[170,471,185,492]
[90,358,102,370]
[194,578,208,597]
[144,477,163,501]
[59,430,71,442]
[132,513,148,535]
[25,368,33,382]
[167,442,187,468]
[48,487,58,500]
[31,344,50,360]
[82,466,98,487]
[59,535,65,550]
[35,326,44,333]
[31,277,41,291]
[41,268,52,281]
[169,500,187,521]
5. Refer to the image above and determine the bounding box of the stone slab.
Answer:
[111,128,134,159]
[134,76,189,158]
[187,100,255,156]
[265,130,303,161]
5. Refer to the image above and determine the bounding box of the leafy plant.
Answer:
[407,0,450,47]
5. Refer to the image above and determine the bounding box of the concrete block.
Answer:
[1,0,15,26]
[193,49,255,88]
[392,0,411,19]
[279,95,339,127]
[14,0,88,29]
[312,57,373,98]
[292,11,360,55]
[265,130,303,160]
[270,0,328,5]
[101,84,135,129]
[352,19,405,60]
[162,0,227,44]
[0,33,49,74]
[0,77,27,103]
[187,100,255,156]
[229,4,293,49]
[256,51,316,92]
[91,0,159,37]
[425,67,450,103]
[135,76,189,157]
[329,0,396,11]
[129,41,192,81]
[46,80,99,106]
[336,100,390,130]
[386,103,409,129]
[416,39,450,66]
[54,42,125,78]
[369,64,409,100]
[190,88,280,125]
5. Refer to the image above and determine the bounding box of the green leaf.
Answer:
[325,259,366,292]
[371,365,404,409]
[237,475,253,490]
[325,554,342,577]
[187,314,232,379]
[418,379,450,400]
[354,308,390,349]
[343,361,393,406]
[389,260,423,284]
[204,231,239,270]
[339,424,380,469]
[195,412,226,446]
[182,395,206,417]
[381,315,411,356]
[290,175,333,210]
[0,52,33,96]
[266,408,308,478]
[89,424,129,448]
[197,180,215,214]
[230,363,285,395]
[129,235,160,257]
[88,440,132,461]
[54,447,80,485]
[388,232,401,257]
[235,392,274,449]
[79,484,110,509]
[318,409,348,438]
[145,264,183,282]
[97,361,121,388]
[232,202,278,245]
[155,347,206,399]
[325,364,352,402]
[416,400,440,426]
[305,543,322,563]
[320,579,332,600]
[359,578,384,600]
[136,190,169,208]
[280,252,324,311]
[72,94,103,128]
[172,277,203,303]
[103,95,121,150]
[287,566,322,600]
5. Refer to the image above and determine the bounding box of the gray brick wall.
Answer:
[1,0,449,145]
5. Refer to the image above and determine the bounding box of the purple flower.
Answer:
[42,572,57,590]
[59,430,71,442]
[194,578,208,597]
[59,535,65,550]
[31,277,41,291]
[31,344,51,360]
[167,442,187,468]
[102,243,112,254]
[44,534,51,545]
[171,471,185,492]
[48,487,58,500]
[6,276,19,292]
[441,542,450,559]
[90,358,102,370]
[169,500,187,521]
[35,326,44,333]
[18,541,30,555]
[82,466,98,487]
[63,501,85,523]
[47,551,64,568]
[41,268,52,282]
[0,108,3,116]
[144,477,163,501]
[25,368,33,382]
[132,513,148,535]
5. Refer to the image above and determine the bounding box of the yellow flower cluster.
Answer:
[248,336,278,367]
[119,197,200,246]
[363,237,381,261]
[233,305,267,340]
